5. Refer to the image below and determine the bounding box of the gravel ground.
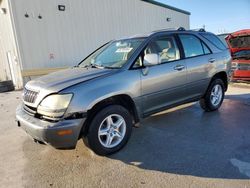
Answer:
[0,85,250,188]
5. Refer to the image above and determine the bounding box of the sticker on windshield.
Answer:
[116,47,133,53]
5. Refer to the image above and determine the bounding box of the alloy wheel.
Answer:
[98,114,126,148]
[210,84,223,106]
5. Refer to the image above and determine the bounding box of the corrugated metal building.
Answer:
[0,0,190,89]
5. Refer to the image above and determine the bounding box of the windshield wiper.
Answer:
[82,63,104,69]
[103,66,120,69]
[82,63,119,69]
[78,62,120,69]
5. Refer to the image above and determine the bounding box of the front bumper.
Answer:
[16,104,86,149]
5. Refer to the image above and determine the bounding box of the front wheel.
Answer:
[86,105,133,156]
[200,79,225,112]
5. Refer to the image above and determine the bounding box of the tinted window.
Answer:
[201,33,227,50]
[202,42,211,54]
[144,36,180,64]
[217,34,229,47]
[179,34,204,58]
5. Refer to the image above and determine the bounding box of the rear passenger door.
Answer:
[178,34,216,99]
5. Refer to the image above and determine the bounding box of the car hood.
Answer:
[24,67,116,107]
[25,67,115,92]
[226,29,250,53]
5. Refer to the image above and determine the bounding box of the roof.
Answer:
[118,27,207,40]
[141,0,191,15]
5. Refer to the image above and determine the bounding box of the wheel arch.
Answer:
[80,94,139,137]
[210,71,228,91]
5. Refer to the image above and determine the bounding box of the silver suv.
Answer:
[16,28,231,155]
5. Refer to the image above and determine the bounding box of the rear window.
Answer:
[201,33,227,50]
[217,34,229,47]
[229,36,250,48]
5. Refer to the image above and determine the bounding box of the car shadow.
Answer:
[111,99,250,179]
[225,93,250,102]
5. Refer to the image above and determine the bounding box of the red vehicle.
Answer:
[225,29,250,81]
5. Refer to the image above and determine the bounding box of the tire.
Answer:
[200,79,225,112]
[0,80,15,93]
[86,105,133,156]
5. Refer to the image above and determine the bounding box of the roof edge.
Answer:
[141,0,191,15]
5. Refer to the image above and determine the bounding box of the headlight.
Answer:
[37,94,73,118]
[231,62,238,69]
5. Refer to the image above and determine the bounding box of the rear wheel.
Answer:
[200,79,225,112]
[86,105,133,155]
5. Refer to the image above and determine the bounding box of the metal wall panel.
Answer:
[9,0,189,77]
[0,0,23,88]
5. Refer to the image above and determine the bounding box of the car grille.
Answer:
[23,88,38,103]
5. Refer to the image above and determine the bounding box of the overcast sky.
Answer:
[157,0,250,34]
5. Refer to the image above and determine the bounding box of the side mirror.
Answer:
[143,54,160,67]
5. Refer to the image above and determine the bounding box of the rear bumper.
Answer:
[16,104,86,149]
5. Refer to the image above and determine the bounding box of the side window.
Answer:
[179,34,204,58]
[202,42,211,54]
[200,33,227,50]
[133,56,143,68]
[145,36,180,64]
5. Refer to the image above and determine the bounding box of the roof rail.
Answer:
[152,28,176,33]
[177,27,186,31]
[152,27,206,34]
[191,28,206,32]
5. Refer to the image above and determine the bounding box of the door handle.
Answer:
[174,65,185,71]
[209,58,216,63]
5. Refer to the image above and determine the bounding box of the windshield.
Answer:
[233,50,250,60]
[79,38,145,69]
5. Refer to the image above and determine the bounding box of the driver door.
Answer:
[140,35,187,116]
